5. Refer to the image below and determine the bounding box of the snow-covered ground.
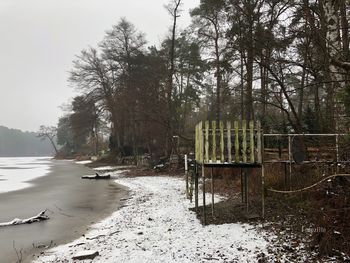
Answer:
[93,165,134,171]
[34,173,270,263]
[0,157,52,193]
[75,160,93,165]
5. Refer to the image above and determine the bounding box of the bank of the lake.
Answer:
[0,159,127,263]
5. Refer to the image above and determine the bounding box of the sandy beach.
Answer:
[0,160,127,263]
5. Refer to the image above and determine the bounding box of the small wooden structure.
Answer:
[192,120,264,224]
[188,122,350,225]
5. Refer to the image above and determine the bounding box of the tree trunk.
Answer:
[215,35,221,121]
[245,19,254,121]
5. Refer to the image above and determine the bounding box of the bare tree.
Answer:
[164,0,182,155]
[37,125,58,155]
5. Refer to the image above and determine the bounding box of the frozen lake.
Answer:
[0,157,52,193]
[0,159,127,263]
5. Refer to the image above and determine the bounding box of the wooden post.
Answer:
[249,120,255,163]
[234,121,239,162]
[288,135,292,190]
[195,164,199,212]
[241,168,244,203]
[195,124,198,162]
[245,172,249,213]
[212,121,217,163]
[242,120,247,163]
[336,134,339,173]
[261,128,265,218]
[205,121,209,163]
[220,121,224,162]
[185,154,188,198]
[211,167,214,217]
[227,121,232,163]
[189,170,193,203]
[261,164,265,218]
[202,165,206,225]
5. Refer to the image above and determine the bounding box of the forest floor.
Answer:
[33,165,348,262]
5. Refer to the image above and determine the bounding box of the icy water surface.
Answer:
[0,157,52,193]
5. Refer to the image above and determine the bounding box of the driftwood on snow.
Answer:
[0,210,49,227]
[81,173,111,180]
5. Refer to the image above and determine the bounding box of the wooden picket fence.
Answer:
[195,120,262,165]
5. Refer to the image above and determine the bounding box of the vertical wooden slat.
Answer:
[257,121,262,163]
[220,121,224,162]
[242,120,247,163]
[212,121,216,162]
[249,120,255,163]
[227,121,232,163]
[199,121,203,163]
[205,121,209,163]
[234,121,239,162]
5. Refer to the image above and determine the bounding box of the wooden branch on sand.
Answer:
[0,210,49,227]
[81,173,111,180]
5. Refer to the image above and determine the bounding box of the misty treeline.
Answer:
[56,0,349,159]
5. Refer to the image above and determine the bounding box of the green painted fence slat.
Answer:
[220,121,224,162]
[227,121,232,163]
[242,120,247,163]
[212,121,216,162]
[257,121,262,163]
[199,121,203,163]
[205,121,209,162]
[249,120,255,163]
[234,121,239,162]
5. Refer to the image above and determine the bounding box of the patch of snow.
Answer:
[75,160,92,164]
[34,176,268,263]
[93,166,120,171]
[93,165,134,171]
[0,157,52,193]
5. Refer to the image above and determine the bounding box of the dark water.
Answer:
[0,160,127,263]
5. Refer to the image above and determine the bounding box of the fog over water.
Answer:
[0,0,199,132]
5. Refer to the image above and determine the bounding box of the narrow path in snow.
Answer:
[34,176,268,263]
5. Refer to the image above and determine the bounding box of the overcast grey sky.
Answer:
[0,0,199,132]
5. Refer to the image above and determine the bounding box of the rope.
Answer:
[267,174,350,194]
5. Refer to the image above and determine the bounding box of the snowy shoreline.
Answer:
[34,172,269,263]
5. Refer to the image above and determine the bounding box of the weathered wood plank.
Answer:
[257,121,262,163]
[234,121,239,162]
[199,121,203,163]
[212,121,216,162]
[242,120,247,163]
[220,121,224,162]
[205,121,209,163]
[227,121,232,163]
[249,120,255,163]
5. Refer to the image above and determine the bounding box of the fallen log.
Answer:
[0,210,49,227]
[81,173,111,180]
